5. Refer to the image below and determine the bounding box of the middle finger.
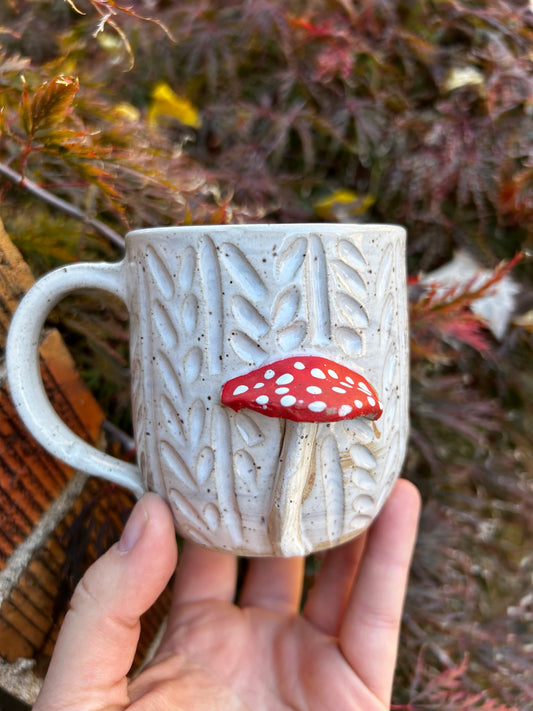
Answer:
[302,533,367,636]
[239,556,305,615]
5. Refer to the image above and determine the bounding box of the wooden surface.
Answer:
[0,221,105,569]
[0,221,171,698]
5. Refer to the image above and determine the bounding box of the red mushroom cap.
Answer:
[221,355,382,423]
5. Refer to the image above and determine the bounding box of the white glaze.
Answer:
[7,224,409,556]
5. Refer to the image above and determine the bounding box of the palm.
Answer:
[126,493,417,711]
[129,595,385,710]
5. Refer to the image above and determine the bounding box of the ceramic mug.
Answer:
[7,224,409,556]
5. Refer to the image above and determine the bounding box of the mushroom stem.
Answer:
[268,420,318,556]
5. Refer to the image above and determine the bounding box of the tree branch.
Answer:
[0,161,125,250]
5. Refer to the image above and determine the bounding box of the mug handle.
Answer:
[6,261,144,498]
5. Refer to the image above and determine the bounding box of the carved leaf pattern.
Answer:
[130,320,144,430]
[196,446,214,485]
[211,405,243,546]
[376,242,394,298]
[179,246,196,291]
[130,303,147,487]
[383,344,397,393]
[181,293,198,334]
[188,399,205,449]
[381,293,395,346]
[156,352,183,402]
[183,346,203,383]
[153,299,179,350]
[235,412,264,447]
[335,327,362,356]
[351,467,376,491]
[336,293,370,329]
[347,437,379,528]
[271,287,300,330]
[143,247,204,512]
[234,449,258,492]
[203,503,221,531]
[344,417,374,444]
[220,246,270,375]
[352,494,374,518]
[331,259,367,299]
[333,239,369,357]
[382,428,401,488]
[277,321,307,352]
[230,330,268,365]
[337,239,366,270]
[334,235,405,536]
[168,488,212,546]
[376,241,405,501]
[144,238,250,547]
[276,236,307,282]
[160,440,196,490]
[220,242,267,302]
[160,394,186,446]
[232,295,269,340]
[350,443,377,470]
[146,245,174,300]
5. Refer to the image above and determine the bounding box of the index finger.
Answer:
[339,479,421,705]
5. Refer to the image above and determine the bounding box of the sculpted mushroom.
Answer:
[221,355,382,555]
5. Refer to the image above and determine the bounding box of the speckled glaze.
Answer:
[7,224,409,556]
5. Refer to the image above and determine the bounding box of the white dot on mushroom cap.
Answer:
[346,376,355,385]
[276,387,290,395]
[338,404,353,417]
[358,381,371,394]
[294,361,305,370]
[233,385,248,396]
[308,401,327,412]
[280,395,297,407]
[367,396,376,407]
[327,369,339,379]
[340,381,353,389]
[254,382,264,389]
[264,369,275,379]
[332,386,347,394]
[276,373,294,385]
[256,395,269,405]
[311,368,326,379]
[354,399,363,409]
[306,385,322,395]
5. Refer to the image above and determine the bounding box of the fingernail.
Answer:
[118,497,148,553]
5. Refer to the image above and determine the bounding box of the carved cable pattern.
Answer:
[142,237,253,550]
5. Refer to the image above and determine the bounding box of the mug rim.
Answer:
[125,222,406,241]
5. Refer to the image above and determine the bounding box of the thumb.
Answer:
[34,492,178,711]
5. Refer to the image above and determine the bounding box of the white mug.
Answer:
[7,224,409,556]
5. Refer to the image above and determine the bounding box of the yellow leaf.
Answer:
[148,82,201,129]
[444,66,484,93]
[113,102,140,122]
[182,203,193,225]
[313,189,375,221]
[513,309,533,332]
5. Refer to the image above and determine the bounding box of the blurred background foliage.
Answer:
[1,0,532,707]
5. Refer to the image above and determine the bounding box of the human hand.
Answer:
[34,479,420,711]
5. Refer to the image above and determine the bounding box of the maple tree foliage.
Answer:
[0,0,532,707]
